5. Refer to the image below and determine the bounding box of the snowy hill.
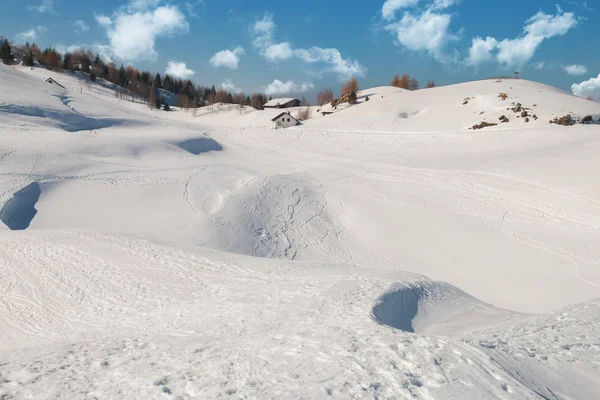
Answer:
[1,63,600,399]
[302,79,600,133]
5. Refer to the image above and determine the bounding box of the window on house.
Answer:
[287,118,290,122]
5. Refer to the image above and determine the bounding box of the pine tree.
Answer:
[82,57,91,73]
[23,51,34,67]
[62,53,72,70]
[154,73,162,89]
[94,54,101,66]
[0,40,14,65]
[118,64,127,87]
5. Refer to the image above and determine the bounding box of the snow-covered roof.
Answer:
[271,112,298,122]
[45,77,66,89]
[264,98,298,107]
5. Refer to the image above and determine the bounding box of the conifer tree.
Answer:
[1,40,14,65]
[154,73,162,89]
[23,51,34,67]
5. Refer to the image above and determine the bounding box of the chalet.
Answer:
[264,98,301,109]
[45,77,66,89]
[271,112,299,129]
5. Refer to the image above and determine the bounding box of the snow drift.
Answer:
[372,280,524,335]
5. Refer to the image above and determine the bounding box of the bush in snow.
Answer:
[348,92,357,105]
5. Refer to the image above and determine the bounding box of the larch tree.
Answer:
[426,80,435,88]
[316,89,334,106]
[398,74,410,89]
[341,77,359,96]
[391,74,401,87]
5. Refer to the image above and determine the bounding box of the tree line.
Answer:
[2,37,438,111]
[0,38,274,111]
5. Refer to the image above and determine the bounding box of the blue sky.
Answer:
[2,0,599,100]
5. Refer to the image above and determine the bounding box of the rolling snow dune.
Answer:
[1,64,599,399]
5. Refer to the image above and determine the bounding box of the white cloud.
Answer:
[533,61,545,70]
[466,36,498,66]
[220,78,243,94]
[55,44,83,55]
[563,64,588,76]
[74,20,90,33]
[251,12,275,49]
[15,29,38,43]
[95,14,113,27]
[295,47,366,79]
[430,0,459,9]
[386,10,458,62]
[381,0,419,20]
[14,26,47,44]
[467,8,578,68]
[262,80,314,96]
[98,5,188,62]
[251,13,366,81]
[571,74,600,101]
[129,0,162,10]
[28,0,52,13]
[166,60,195,79]
[209,47,245,69]
[264,42,293,62]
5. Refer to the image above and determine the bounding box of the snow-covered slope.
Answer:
[304,80,600,133]
[1,64,599,399]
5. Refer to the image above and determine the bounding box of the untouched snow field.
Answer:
[1,64,600,399]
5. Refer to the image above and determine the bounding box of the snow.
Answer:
[1,64,600,399]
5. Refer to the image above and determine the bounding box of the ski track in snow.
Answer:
[0,65,600,399]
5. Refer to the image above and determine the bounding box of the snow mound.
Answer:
[0,182,41,230]
[372,280,524,335]
[186,173,335,260]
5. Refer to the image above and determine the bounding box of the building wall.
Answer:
[273,116,297,128]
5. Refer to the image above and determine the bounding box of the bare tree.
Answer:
[148,89,158,109]
[426,80,435,88]
[341,77,359,96]
[214,89,229,104]
[250,93,267,110]
[391,74,401,87]
[316,89,334,106]
[407,78,419,91]
[296,106,312,121]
